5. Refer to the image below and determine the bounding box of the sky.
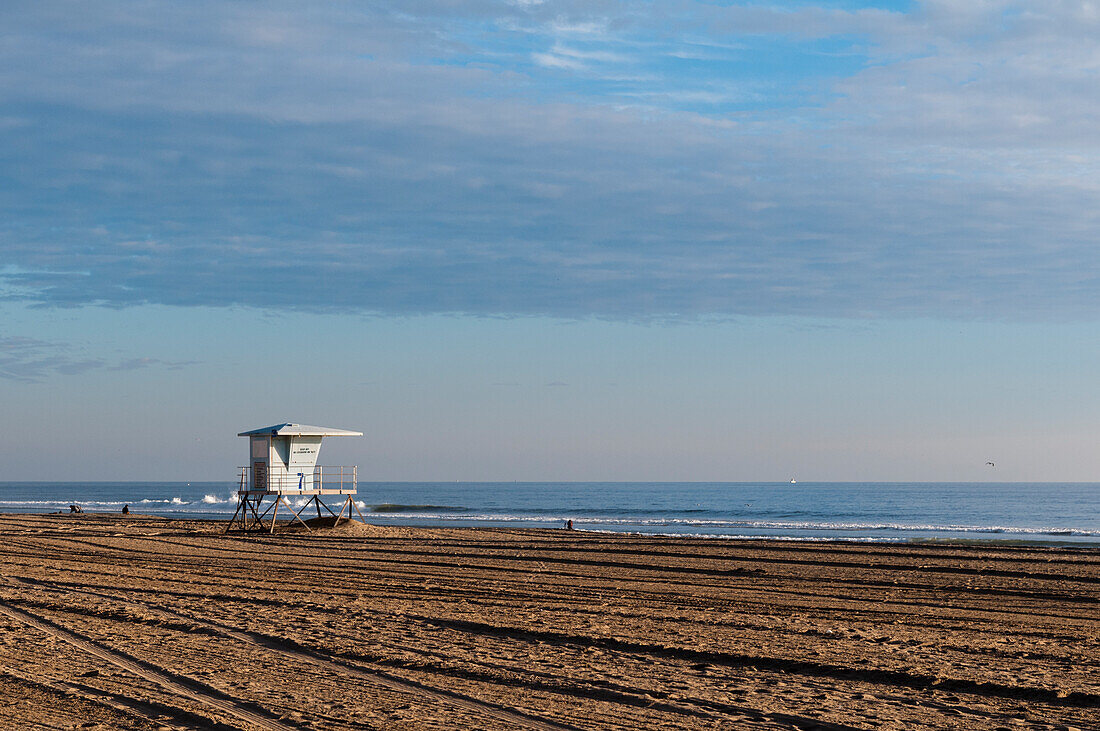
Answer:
[3,0,1100,481]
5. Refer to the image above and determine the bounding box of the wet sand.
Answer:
[0,513,1097,730]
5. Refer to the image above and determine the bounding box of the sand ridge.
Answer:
[0,512,1096,729]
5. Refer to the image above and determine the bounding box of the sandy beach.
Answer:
[0,513,1096,730]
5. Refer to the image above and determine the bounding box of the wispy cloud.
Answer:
[1,2,1099,320]
[531,51,587,70]
[0,335,197,381]
[0,336,100,382]
[109,357,199,372]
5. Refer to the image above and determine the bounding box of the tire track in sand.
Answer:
[0,598,297,731]
[7,576,577,731]
[0,667,239,730]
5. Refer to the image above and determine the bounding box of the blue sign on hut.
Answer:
[228,423,363,533]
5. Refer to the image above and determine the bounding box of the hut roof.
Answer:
[238,423,363,437]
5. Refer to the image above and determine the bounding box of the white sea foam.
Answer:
[0,500,127,506]
[362,512,1094,536]
[584,529,904,543]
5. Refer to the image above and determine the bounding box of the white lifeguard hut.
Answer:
[227,423,364,533]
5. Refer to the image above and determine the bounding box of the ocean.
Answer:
[1,481,1096,545]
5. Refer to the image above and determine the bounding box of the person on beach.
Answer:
[69,504,82,513]
[565,519,573,530]
[122,505,129,515]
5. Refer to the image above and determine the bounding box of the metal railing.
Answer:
[237,465,357,495]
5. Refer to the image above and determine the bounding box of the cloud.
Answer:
[109,357,199,372]
[1,1,1099,321]
[0,336,102,381]
[0,336,196,381]
[531,51,587,70]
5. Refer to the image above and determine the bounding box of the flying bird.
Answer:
[986,461,995,467]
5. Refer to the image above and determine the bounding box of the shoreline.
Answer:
[1,512,1097,729]
[11,509,1100,548]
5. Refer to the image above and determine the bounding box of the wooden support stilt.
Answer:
[317,499,340,519]
[227,497,244,533]
[226,487,363,534]
[282,496,312,531]
[246,497,265,529]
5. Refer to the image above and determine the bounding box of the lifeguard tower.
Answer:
[227,423,364,533]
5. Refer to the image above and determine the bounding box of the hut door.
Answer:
[272,437,290,469]
[270,437,290,489]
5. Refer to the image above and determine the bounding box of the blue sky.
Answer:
[3,1,1100,480]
